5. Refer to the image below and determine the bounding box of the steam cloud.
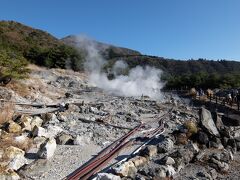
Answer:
[76,35,164,100]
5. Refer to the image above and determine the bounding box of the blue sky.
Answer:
[1,0,240,60]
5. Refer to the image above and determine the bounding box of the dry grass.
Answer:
[184,120,198,137]
[6,80,29,97]
[0,134,32,152]
[0,102,14,125]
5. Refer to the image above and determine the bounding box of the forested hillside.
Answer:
[0,20,84,79]
[108,55,240,89]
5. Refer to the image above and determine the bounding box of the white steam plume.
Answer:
[76,35,164,100]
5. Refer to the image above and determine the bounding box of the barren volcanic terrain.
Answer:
[0,65,240,180]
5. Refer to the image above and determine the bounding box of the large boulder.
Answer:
[4,146,27,170]
[200,108,220,137]
[37,138,57,159]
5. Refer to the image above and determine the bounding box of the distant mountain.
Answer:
[1,20,240,89]
[61,35,141,59]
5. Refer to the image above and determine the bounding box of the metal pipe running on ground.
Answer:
[65,123,143,180]
[81,140,133,180]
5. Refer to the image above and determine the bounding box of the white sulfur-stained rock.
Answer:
[46,125,63,138]
[37,138,57,159]
[32,126,48,137]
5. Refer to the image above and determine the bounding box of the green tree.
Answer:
[0,49,30,79]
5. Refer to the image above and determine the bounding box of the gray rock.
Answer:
[214,112,224,131]
[33,136,47,148]
[113,161,137,178]
[129,156,148,167]
[74,135,91,146]
[186,142,199,153]
[197,131,209,145]
[222,114,240,126]
[236,141,240,151]
[155,165,176,178]
[200,108,220,137]
[56,133,74,145]
[162,156,175,165]
[157,138,174,153]
[170,148,194,172]
[227,138,237,149]
[46,125,63,138]
[209,138,224,149]
[196,171,212,180]
[209,168,218,180]
[210,157,229,173]
[93,173,121,180]
[142,145,157,159]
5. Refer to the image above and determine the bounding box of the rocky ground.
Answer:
[0,65,240,180]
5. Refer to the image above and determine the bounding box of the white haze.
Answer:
[75,35,164,100]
